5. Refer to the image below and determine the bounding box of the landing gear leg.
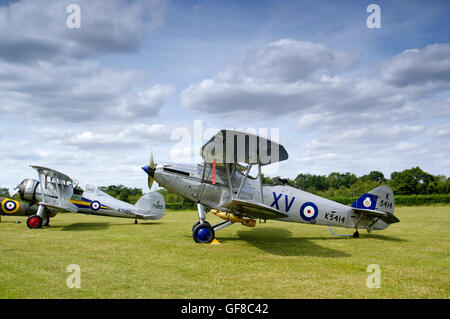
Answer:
[353,215,362,238]
[197,203,206,223]
[192,204,215,243]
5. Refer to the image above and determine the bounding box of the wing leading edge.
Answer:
[223,199,288,220]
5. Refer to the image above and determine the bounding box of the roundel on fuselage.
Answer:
[90,200,101,211]
[1,199,20,214]
[300,202,318,221]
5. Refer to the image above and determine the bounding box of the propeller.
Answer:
[11,187,20,198]
[142,151,156,190]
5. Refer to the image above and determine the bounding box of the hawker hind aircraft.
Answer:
[3,166,165,229]
[142,130,399,243]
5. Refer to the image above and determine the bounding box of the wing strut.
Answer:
[236,163,253,199]
[37,172,46,204]
[225,163,234,200]
[55,177,63,207]
[258,162,263,202]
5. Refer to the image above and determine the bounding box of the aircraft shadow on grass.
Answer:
[58,221,165,231]
[218,227,405,257]
[60,222,110,231]
[213,227,350,257]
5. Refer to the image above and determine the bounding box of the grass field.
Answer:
[0,206,449,299]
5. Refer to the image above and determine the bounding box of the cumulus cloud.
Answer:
[31,123,175,151]
[0,59,174,122]
[0,0,172,123]
[181,39,450,136]
[241,39,358,82]
[0,0,166,63]
[180,39,410,119]
[380,43,450,88]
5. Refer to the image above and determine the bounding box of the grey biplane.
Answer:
[142,130,399,243]
[10,166,165,229]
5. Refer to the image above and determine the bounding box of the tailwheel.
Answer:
[26,215,43,229]
[192,221,215,243]
[352,230,360,238]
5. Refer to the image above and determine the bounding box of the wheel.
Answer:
[42,216,49,227]
[26,215,43,229]
[192,220,210,232]
[192,222,215,243]
[352,230,360,238]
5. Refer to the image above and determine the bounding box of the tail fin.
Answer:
[135,191,165,220]
[351,186,398,228]
[351,186,394,214]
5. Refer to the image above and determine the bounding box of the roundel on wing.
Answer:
[1,199,20,214]
[90,200,101,211]
[300,202,318,221]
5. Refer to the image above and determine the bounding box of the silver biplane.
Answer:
[142,130,399,243]
[13,166,165,229]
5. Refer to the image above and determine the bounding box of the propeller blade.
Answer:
[150,151,155,169]
[148,175,154,190]
[142,150,156,190]
[148,150,155,190]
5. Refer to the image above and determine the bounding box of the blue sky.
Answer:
[0,0,449,192]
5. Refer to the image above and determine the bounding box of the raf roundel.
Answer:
[90,200,101,211]
[1,199,20,214]
[300,202,318,221]
[363,197,372,208]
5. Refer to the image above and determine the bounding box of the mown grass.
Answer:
[0,206,449,299]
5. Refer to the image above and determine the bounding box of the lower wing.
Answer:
[223,199,288,220]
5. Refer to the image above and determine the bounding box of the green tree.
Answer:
[327,172,357,189]
[390,167,436,195]
[294,173,329,191]
[360,171,386,183]
[0,187,10,197]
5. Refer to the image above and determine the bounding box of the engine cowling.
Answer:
[16,179,40,202]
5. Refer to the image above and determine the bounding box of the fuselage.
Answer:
[153,162,388,231]
[15,179,164,220]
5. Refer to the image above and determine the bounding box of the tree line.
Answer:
[263,166,450,197]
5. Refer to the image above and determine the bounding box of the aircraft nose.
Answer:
[142,165,156,177]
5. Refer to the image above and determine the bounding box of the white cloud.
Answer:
[0,0,172,123]
[0,0,166,63]
[31,123,175,151]
[180,40,409,119]
[380,43,450,88]
[242,39,358,82]
[0,59,174,122]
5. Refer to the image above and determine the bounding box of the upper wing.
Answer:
[223,199,288,220]
[31,165,77,210]
[352,208,400,224]
[201,130,289,165]
[31,165,73,183]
